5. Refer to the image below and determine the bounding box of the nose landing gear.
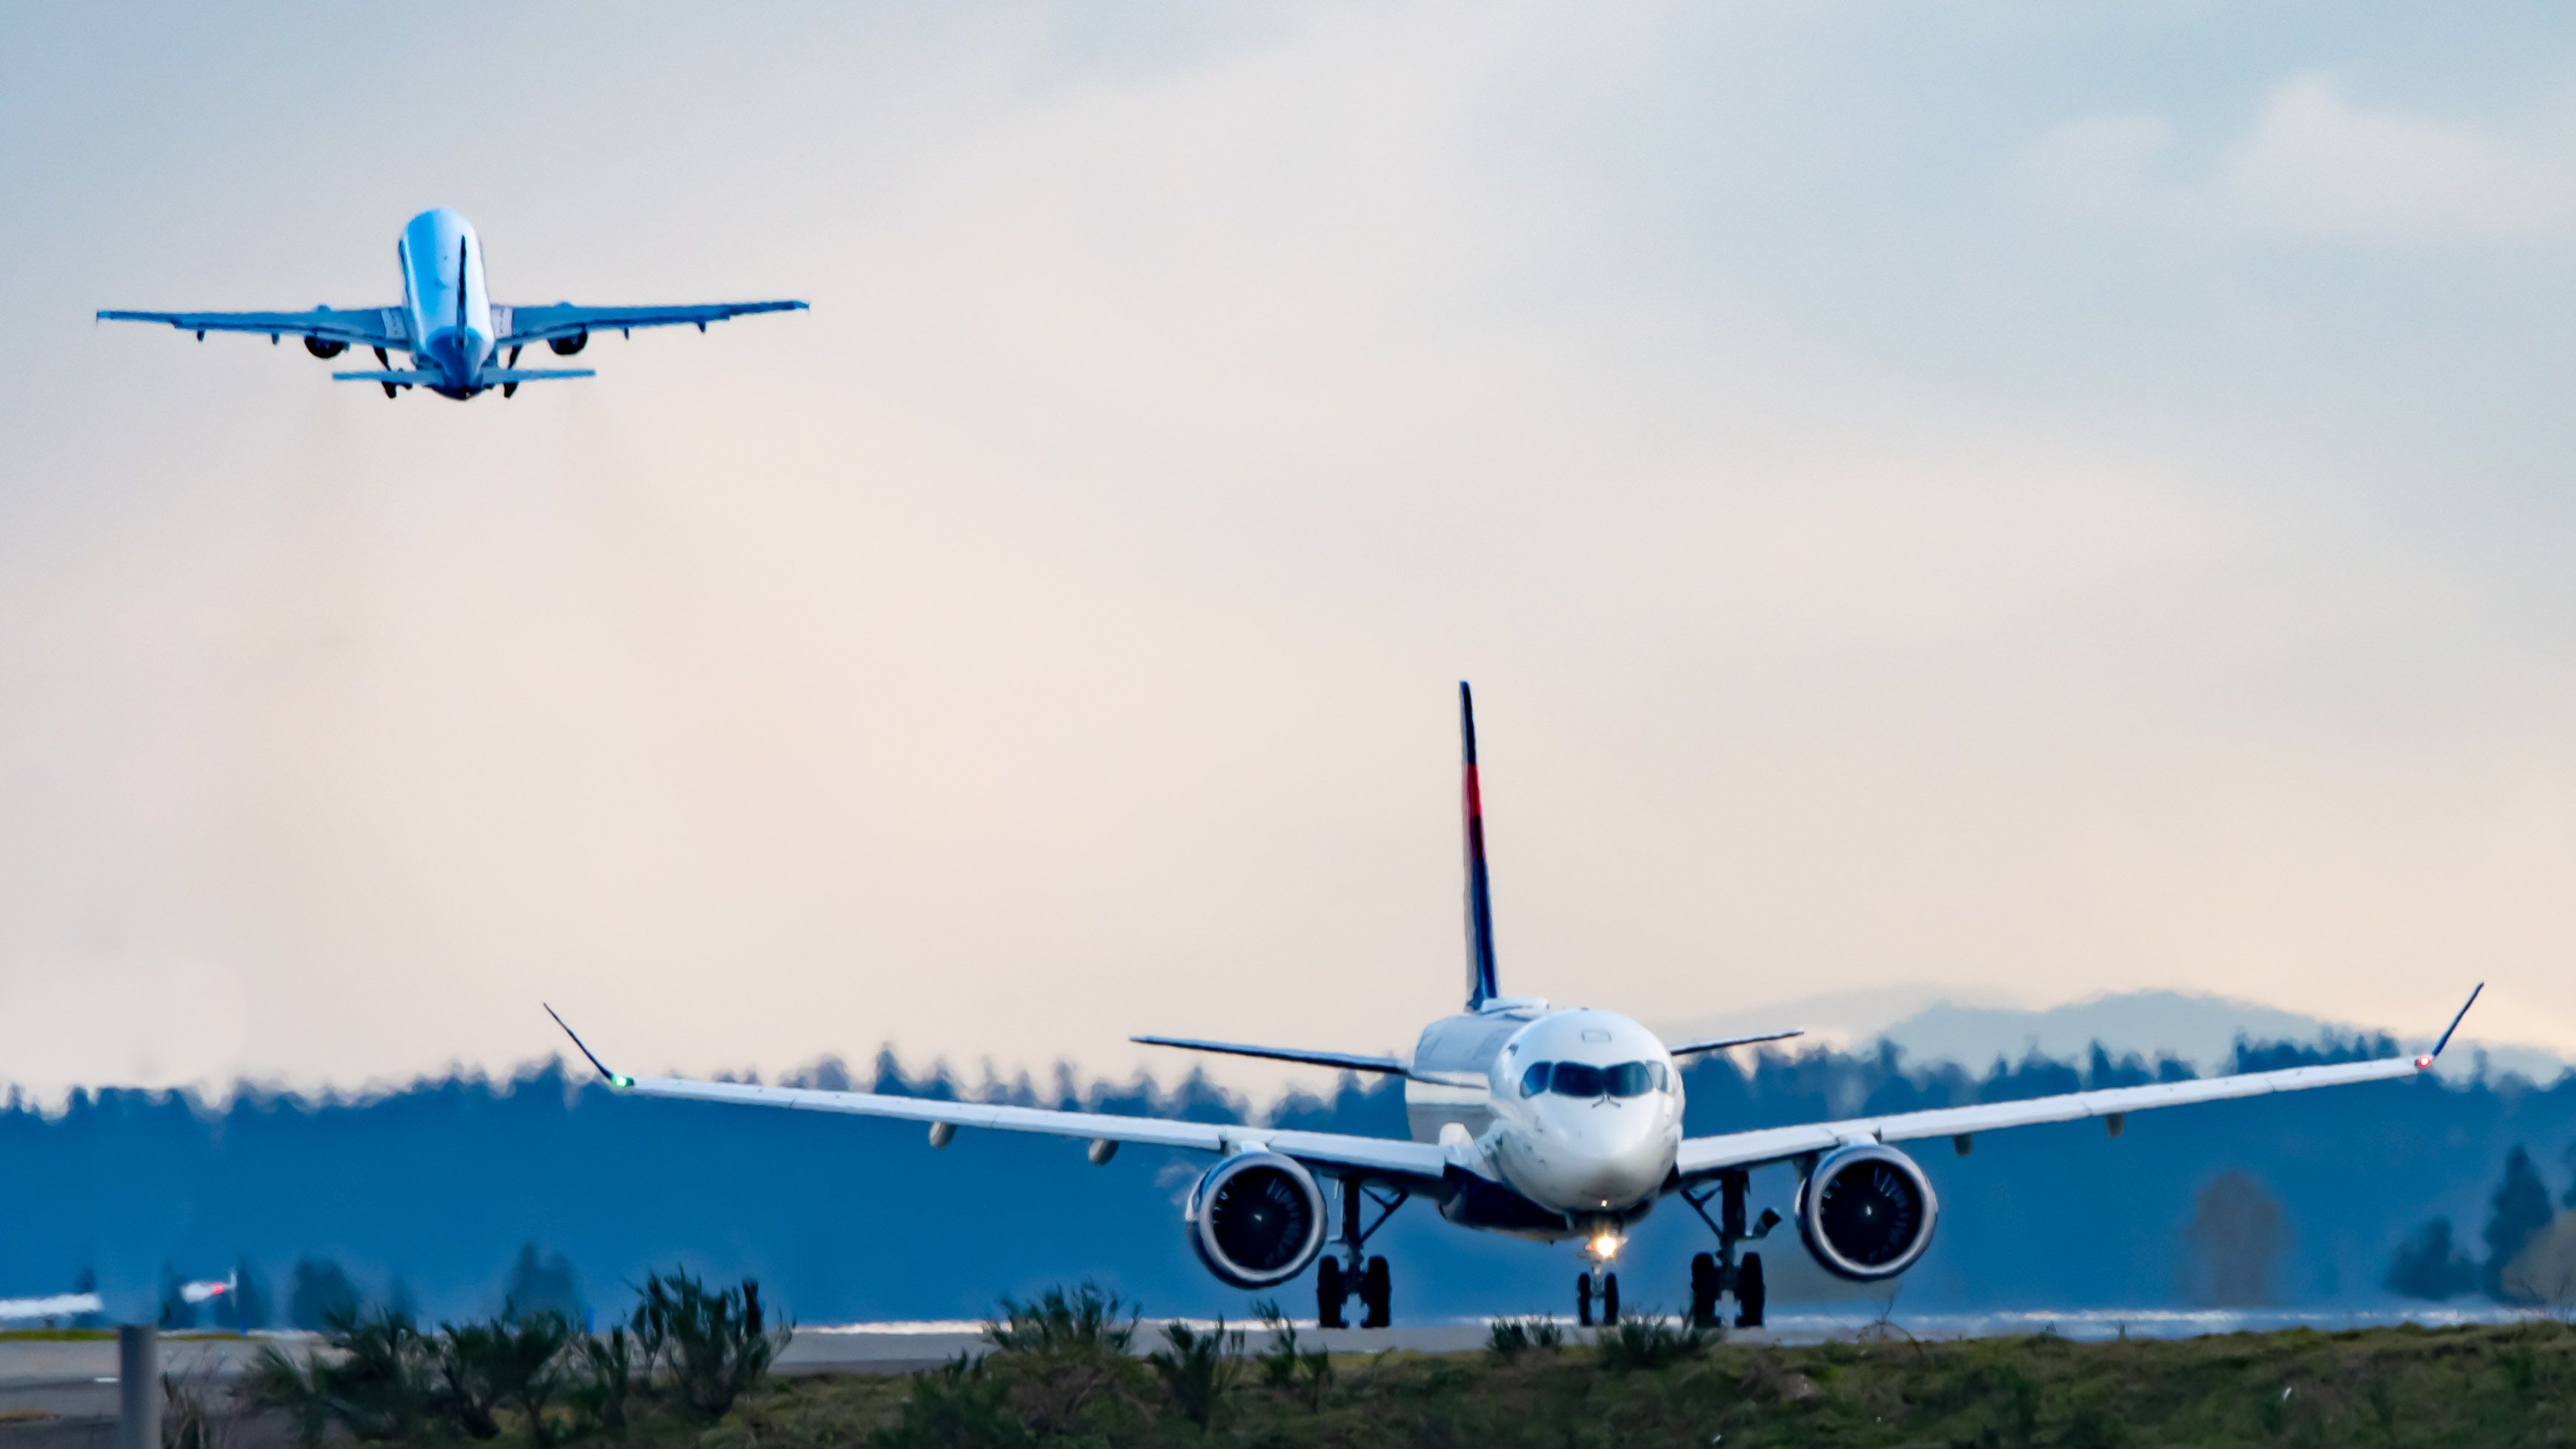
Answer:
[1682,1169,1778,1329]
[1575,1269,1620,1327]
[1315,1177,1406,1329]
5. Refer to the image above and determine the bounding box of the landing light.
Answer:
[1591,1232,1622,1259]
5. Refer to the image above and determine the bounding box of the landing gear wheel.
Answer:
[1576,1272,1594,1328]
[379,382,397,399]
[1734,1253,1765,1330]
[1600,1272,1620,1325]
[1689,1253,1720,1328]
[1359,1256,1391,1328]
[1317,1258,1345,1330]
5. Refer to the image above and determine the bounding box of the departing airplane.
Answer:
[99,208,805,400]
[546,684,2484,1330]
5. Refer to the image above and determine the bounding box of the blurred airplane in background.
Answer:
[99,208,805,400]
[0,1273,230,1326]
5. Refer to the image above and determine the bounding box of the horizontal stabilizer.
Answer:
[331,370,446,386]
[481,367,594,382]
[1133,1035,1408,1075]
[1665,1027,1805,1058]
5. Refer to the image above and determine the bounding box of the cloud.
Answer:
[2023,73,2576,247]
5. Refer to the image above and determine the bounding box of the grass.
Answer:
[677,1314,2576,1448]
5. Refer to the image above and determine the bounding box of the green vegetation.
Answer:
[231,1268,789,1449]
[711,1308,2576,1449]
[195,1275,2576,1446]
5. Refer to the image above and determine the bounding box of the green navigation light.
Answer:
[612,1073,633,1089]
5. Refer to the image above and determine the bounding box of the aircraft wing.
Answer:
[545,1008,1450,1188]
[493,300,806,346]
[1672,984,2483,1182]
[97,305,406,348]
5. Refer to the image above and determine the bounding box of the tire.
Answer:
[1576,1272,1594,1328]
[1601,1273,1620,1325]
[1735,1253,1765,1330]
[1689,1253,1719,1328]
[1361,1256,1392,1329]
[1317,1257,1345,1330]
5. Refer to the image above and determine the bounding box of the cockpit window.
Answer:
[1530,1060,1667,1099]
[1548,1062,1607,1097]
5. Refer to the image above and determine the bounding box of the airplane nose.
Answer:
[1554,1106,1669,1205]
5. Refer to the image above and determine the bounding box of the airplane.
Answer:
[545,683,2486,1330]
[99,208,805,400]
[0,1273,232,1326]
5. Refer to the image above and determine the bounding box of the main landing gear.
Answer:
[1681,1169,1777,1329]
[1316,1177,1407,1329]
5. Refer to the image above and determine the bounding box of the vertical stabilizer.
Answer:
[1460,682,1500,1008]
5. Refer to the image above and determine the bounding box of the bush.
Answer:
[984,1281,1136,1356]
[1147,1319,1244,1429]
[1594,1313,1714,1374]
[1486,1316,1565,1361]
[630,1268,793,1420]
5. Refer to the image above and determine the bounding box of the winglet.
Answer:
[544,1004,633,1088]
[2417,982,2485,1069]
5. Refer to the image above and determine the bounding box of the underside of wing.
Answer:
[1132,1035,1408,1074]
[542,1007,1446,1189]
[496,300,807,346]
[97,305,406,348]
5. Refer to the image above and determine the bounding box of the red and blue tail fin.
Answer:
[1461,682,1500,1008]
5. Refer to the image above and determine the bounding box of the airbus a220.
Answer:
[548,684,2482,1330]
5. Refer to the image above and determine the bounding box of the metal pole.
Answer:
[116,1324,158,1449]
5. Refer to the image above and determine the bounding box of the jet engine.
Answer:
[1185,1152,1327,1288]
[304,337,347,359]
[1795,1143,1938,1281]
[549,331,589,356]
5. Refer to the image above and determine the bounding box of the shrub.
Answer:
[565,1325,636,1438]
[630,1269,793,1420]
[1485,1316,1565,1361]
[1147,1319,1244,1429]
[1594,1313,1713,1374]
[985,1282,1137,1356]
[874,1355,1034,1449]
[1251,1300,1332,1407]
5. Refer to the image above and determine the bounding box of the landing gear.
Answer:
[1314,1176,1407,1330]
[1575,1271,1621,1326]
[1681,1169,1780,1329]
[379,382,398,399]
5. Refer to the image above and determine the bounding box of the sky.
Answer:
[2,4,2575,1103]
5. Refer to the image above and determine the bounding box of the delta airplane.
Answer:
[547,684,2484,1330]
[99,209,804,399]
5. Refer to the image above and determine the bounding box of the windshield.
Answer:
[1524,1059,1667,1099]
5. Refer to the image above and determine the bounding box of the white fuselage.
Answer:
[1404,1002,1684,1234]
[397,208,495,396]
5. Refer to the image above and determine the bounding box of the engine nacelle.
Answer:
[1185,1152,1327,1289]
[548,331,589,356]
[1795,1143,1938,1281]
[303,337,347,359]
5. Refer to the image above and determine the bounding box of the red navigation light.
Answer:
[2414,1053,2434,1070]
